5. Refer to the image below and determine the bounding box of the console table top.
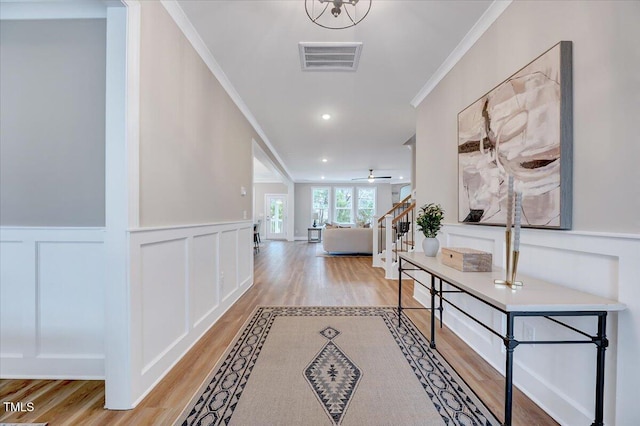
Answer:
[399,252,626,313]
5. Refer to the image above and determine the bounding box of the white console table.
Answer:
[398,252,625,426]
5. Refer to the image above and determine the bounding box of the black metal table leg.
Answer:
[392,258,616,426]
[439,278,443,328]
[398,258,403,328]
[592,313,608,426]
[504,313,516,426]
[429,274,436,348]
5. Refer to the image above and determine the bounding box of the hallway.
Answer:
[0,241,555,425]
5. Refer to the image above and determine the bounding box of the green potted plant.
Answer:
[416,203,444,256]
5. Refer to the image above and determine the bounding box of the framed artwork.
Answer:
[458,41,572,229]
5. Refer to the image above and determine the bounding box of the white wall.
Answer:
[414,1,640,424]
[0,1,261,410]
[110,1,260,407]
[416,1,640,234]
[138,2,259,227]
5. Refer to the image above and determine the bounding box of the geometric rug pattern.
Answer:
[304,326,362,425]
[176,306,500,426]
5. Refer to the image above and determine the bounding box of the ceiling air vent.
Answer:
[299,42,363,72]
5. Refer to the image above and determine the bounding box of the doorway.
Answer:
[265,194,287,239]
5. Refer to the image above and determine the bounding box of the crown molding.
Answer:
[159,0,294,182]
[410,0,512,108]
[254,179,286,184]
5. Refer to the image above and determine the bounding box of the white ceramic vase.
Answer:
[422,237,439,257]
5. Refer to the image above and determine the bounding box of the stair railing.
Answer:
[378,194,412,221]
[374,194,412,261]
[384,214,393,276]
[391,202,416,263]
[373,195,415,277]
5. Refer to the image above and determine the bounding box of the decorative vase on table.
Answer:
[422,237,439,257]
[416,203,445,257]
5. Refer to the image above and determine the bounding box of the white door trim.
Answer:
[264,194,287,240]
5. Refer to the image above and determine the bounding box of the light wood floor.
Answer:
[0,241,557,425]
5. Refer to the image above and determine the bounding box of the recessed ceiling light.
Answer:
[399,176,404,180]
[322,114,331,120]
[321,176,325,180]
[322,158,328,163]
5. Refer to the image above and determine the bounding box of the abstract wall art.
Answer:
[458,41,573,229]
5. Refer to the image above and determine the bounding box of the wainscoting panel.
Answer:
[129,221,253,405]
[191,233,219,327]
[519,243,619,298]
[0,241,31,358]
[0,228,106,379]
[219,230,238,302]
[238,227,252,288]
[413,224,639,425]
[139,238,188,372]
[37,242,105,358]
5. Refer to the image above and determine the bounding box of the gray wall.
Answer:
[0,19,106,226]
[138,2,262,227]
[294,182,392,238]
[415,0,640,233]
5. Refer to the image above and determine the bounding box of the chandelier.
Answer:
[305,0,372,30]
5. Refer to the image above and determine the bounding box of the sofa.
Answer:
[322,227,373,254]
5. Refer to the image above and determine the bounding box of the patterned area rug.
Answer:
[175,306,499,426]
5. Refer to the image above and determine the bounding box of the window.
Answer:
[311,187,330,225]
[334,187,353,224]
[399,184,411,200]
[357,187,376,226]
[315,186,377,226]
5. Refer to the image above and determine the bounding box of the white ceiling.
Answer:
[176,0,495,184]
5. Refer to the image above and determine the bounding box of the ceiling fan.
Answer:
[352,169,392,183]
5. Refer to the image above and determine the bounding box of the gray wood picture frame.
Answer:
[457,41,572,229]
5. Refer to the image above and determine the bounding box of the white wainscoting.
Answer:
[0,227,106,379]
[128,220,253,405]
[413,224,640,425]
